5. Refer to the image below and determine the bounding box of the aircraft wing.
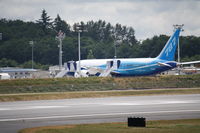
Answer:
[178,60,200,65]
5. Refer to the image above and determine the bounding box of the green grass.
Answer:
[1,75,200,102]
[0,88,200,102]
[18,119,200,133]
[0,75,200,94]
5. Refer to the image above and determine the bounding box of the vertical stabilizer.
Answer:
[157,27,182,61]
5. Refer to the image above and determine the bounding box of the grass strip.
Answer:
[1,88,200,102]
[0,75,200,94]
[18,119,200,133]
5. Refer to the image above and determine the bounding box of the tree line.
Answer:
[0,9,200,69]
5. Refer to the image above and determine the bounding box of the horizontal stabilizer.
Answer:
[157,62,172,67]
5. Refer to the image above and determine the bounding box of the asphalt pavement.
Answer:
[0,94,200,133]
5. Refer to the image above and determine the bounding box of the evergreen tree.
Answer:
[36,9,52,33]
[54,14,70,35]
[1,16,200,69]
[87,49,94,59]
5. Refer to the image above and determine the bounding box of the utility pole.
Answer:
[56,30,65,71]
[29,41,34,69]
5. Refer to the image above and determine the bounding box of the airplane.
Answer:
[61,25,200,77]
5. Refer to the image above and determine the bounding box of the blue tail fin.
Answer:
[157,28,181,61]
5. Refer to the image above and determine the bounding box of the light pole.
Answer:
[75,24,85,77]
[74,24,87,77]
[0,33,2,40]
[113,38,122,59]
[173,24,184,75]
[78,30,81,76]
[29,41,34,69]
[114,41,117,59]
[56,30,65,71]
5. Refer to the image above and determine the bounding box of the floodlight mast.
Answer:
[114,42,117,59]
[0,33,2,40]
[56,30,65,71]
[78,31,81,76]
[173,24,184,75]
[75,24,87,77]
[113,32,123,59]
[29,41,34,69]
[113,33,118,59]
[76,25,82,77]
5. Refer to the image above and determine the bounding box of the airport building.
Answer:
[0,67,37,79]
[0,67,51,79]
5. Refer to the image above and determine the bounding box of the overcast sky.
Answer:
[0,0,200,40]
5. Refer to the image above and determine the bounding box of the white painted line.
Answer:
[103,100,199,106]
[0,106,68,111]
[0,110,199,122]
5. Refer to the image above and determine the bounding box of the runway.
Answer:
[0,94,200,133]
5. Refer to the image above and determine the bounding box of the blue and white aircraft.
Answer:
[71,26,200,77]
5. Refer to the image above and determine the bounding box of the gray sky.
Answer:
[0,0,200,40]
